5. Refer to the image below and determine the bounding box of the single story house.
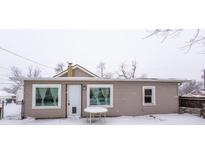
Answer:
[23,63,185,119]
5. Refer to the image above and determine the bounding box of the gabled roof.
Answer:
[53,64,99,78]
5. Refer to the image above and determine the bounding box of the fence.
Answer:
[179,96,205,115]
[179,96,205,108]
[0,102,4,120]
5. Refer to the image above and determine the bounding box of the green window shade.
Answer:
[35,87,59,107]
[90,88,110,105]
[38,88,47,106]
[101,88,110,105]
[91,88,100,105]
[50,88,58,105]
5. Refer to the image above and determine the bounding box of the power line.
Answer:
[0,46,55,69]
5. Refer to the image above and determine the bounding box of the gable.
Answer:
[53,64,99,78]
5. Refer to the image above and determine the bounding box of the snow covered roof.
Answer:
[183,89,205,97]
[23,77,188,83]
[0,90,15,98]
[190,89,205,96]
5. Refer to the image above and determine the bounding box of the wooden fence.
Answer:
[179,96,205,116]
[0,102,4,120]
[179,96,205,108]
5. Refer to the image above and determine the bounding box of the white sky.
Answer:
[0,29,204,95]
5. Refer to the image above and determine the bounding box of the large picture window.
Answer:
[87,84,113,107]
[142,86,156,106]
[32,84,61,109]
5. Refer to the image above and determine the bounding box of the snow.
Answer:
[84,106,108,113]
[0,91,15,97]
[0,103,205,125]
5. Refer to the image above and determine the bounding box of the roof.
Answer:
[24,77,188,83]
[183,89,205,97]
[190,89,205,96]
[182,93,205,98]
[53,64,99,78]
[0,91,15,98]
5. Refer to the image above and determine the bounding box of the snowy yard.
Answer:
[0,103,205,125]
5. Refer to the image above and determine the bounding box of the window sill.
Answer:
[143,103,156,106]
[88,105,113,108]
[32,106,61,109]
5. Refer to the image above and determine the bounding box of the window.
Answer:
[32,84,61,109]
[87,84,113,107]
[142,86,156,106]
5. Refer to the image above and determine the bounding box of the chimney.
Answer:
[67,62,73,77]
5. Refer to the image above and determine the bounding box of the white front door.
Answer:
[67,85,81,117]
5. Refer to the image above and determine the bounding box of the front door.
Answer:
[67,85,81,117]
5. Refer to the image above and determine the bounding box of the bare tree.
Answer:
[27,66,41,78]
[130,60,137,78]
[97,62,106,78]
[119,60,137,79]
[145,29,205,91]
[120,63,129,79]
[3,66,41,94]
[144,29,205,53]
[55,63,65,73]
[178,80,203,96]
[104,72,113,79]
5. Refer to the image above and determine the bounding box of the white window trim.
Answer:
[142,86,156,106]
[87,84,113,108]
[32,84,61,109]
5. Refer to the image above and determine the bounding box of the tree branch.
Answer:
[144,29,205,53]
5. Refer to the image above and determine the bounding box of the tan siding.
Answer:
[72,68,93,77]
[59,68,94,77]
[24,80,179,118]
[82,82,178,116]
[24,81,66,118]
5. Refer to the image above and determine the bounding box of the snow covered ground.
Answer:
[0,103,205,125]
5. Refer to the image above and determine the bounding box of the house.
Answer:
[189,89,205,96]
[16,86,24,103]
[0,94,16,104]
[182,89,205,97]
[23,63,185,119]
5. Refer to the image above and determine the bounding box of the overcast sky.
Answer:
[0,29,204,95]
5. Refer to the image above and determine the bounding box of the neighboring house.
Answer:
[23,63,185,119]
[190,89,205,96]
[183,89,205,97]
[16,86,24,103]
[0,95,16,104]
